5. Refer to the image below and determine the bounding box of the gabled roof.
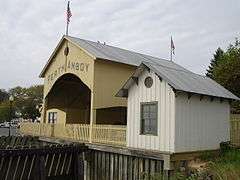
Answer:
[40,35,239,100]
[40,35,180,77]
[116,61,240,101]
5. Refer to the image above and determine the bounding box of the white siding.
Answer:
[175,93,230,152]
[127,70,175,152]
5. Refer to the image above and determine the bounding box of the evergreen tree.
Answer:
[206,47,224,78]
[206,38,240,113]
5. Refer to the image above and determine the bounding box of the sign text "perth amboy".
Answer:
[47,60,90,83]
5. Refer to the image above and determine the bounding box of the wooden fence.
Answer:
[85,149,164,180]
[0,136,166,180]
[230,114,240,146]
[0,136,86,180]
[20,123,126,146]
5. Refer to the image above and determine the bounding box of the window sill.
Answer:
[139,133,158,136]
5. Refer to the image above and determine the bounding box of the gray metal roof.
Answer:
[41,36,239,100]
[40,35,189,77]
[67,36,182,68]
[117,61,240,100]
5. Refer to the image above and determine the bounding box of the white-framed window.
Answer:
[140,102,158,135]
[48,112,57,124]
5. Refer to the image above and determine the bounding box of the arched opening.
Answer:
[46,73,91,124]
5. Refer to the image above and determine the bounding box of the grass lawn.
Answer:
[178,143,240,180]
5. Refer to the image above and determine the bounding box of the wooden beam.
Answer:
[155,73,162,82]
[220,98,223,103]
[89,91,96,143]
[73,152,84,180]
[122,89,128,97]
[188,93,192,100]
[86,143,171,161]
[131,77,138,86]
[34,155,46,180]
[210,96,214,102]
[146,66,150,73]
[172,88,178,97]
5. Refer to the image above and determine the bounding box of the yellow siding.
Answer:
[41,38,136,125]
[93,60,136,109]
[43,40,95,97]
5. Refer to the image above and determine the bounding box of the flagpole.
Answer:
[170,46,172,61]
[170,36,174,61]
[66,1,71,36]
[66,21,69,36]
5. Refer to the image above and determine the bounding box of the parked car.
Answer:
[0,122,10,128]
[0,123,5,128]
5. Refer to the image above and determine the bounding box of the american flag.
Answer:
[66,1,72,24]
[171,36,175,55]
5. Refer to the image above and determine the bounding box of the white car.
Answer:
[0,123,5,127]
[0,122,10,128]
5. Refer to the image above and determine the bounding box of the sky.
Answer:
[0,0,239,89]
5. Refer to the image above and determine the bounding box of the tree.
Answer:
[206,47,224,78]
[0,89,8,103]
[206,38,240,113]
[0,101,16,123]
[21,85,43,120]
[9,85,43,120]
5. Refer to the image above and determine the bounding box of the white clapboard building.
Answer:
[117,61,239,153]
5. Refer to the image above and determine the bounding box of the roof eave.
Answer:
[115,63,147,97]
[39,35,97,78]
[39,35,66,78]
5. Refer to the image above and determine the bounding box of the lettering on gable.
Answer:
[47,60,90,84]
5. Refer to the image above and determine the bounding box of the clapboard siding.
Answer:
[175,93,230,152]
[127,70,175,152]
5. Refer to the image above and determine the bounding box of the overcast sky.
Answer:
[0,0,239,89]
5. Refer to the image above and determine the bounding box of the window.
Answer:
[48,112,57,124]
[140,102,158,135]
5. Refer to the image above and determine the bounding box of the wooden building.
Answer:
[21,35,239,173]
[117,62,239,153]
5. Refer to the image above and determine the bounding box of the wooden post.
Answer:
[41,97,48,124]
[34,155,46,180]
[89,91,96,143]
[73,152,84,180]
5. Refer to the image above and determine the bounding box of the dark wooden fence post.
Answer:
[73,151,84,180]
[34,154,46,180]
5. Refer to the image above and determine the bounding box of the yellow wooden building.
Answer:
[40,35,137,126]
[21,35,159,146]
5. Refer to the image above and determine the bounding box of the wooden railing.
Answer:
[20,123,126,146]
[92,125,126,146]
[230,114,240,146]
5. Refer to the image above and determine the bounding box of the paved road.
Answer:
[0,127,20,136]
